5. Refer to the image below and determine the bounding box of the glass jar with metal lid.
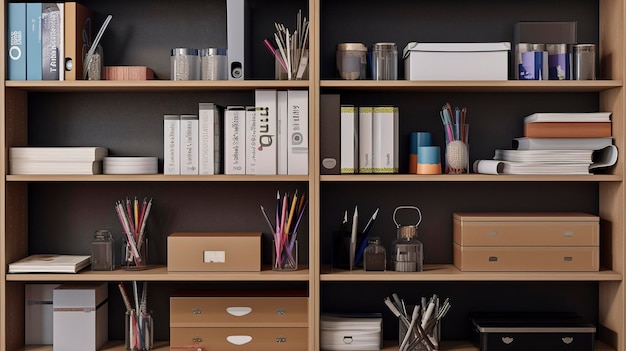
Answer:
[336,43,367,80]
[372,42,398,80]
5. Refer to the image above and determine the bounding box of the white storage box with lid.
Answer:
[403,42,511,80]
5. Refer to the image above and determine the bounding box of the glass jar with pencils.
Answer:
[440,103,470,174]
[260,190,307,271]
[115,197,153,271]
[122,234,148,271]
[272,238,298,271]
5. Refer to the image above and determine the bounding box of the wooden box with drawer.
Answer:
[453,212,599,272]
[170,291,308,350]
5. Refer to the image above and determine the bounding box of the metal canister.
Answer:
[546,43,571,80]
[200,48,228,80]
[573,44,596,80]
[170,48,200,80]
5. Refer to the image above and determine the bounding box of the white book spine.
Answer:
[277,90,288,175]
[340,105,358,174]
[198,103,219,175]
[163,114,180,175]
[225,106,246,174]
[255,89,277,175]
[394,106,400,172]
[373,106,397,173]
[287,89,309,175]
[358,106,373,173]
[245,106,257,174]
[180,114,199,175]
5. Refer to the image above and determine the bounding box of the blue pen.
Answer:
[454,107,461,140]
[353,208,379,266]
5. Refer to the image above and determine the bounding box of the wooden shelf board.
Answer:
[5,79,310,92]
[321,79,622,92]
[320,264,622,282]
[321,174,622,182]
[6,174,310,182]
[7,265,311,282]
[20,336,616,351]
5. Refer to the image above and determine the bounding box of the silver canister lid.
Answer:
[337,43,367,52]
[171,48,199,56]
[200,48,227,56]
[372,42,397,52]
[573,44,596,54]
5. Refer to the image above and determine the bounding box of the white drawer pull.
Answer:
[226,306,252,316]
[227,335,252,345]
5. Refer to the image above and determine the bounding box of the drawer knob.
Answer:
[276,308,287,316]
[563,231,574,237]
[501,336,514,344]
[488,256,498,262]
[227,335,252,345]
[343,336,353,344]
[192,308,203,315]
[192,336,203,343]
[276,336,287,343]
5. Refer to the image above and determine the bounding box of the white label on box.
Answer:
[203,251,225,263]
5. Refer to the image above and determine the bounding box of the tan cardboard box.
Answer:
[167,232,262,272]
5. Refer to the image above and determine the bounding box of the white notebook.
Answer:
[9,254,91,273]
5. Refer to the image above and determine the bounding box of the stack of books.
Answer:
[9,147,108,175]
[474,112,617,175]
[7,2,93,81]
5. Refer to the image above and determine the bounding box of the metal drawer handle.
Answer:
[226,306,252,316]
[192,336,203,343]
[343,336,353,344]
[276,307,287,315]
[562,337,574,344]
[276,336,287,343]
[501,336,513,344]
[227,335,252,345]
[192,308,202,315]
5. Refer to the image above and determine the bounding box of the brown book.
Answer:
[64,2,93,80]
[524,122,612,138]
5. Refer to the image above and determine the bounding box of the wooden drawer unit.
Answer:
[453,212,600,272]
[453,212,599,246]
[170,327,308,351]
[170,291,308,350]
[170,295,308,327]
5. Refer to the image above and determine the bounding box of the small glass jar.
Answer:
[336,43,367,80]
[364,237,386,271]
[91,230,114,271]
[170,48,200,80]
[371,42,398,80]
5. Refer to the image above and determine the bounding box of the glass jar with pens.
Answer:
[440,102,469,174]
[260,190,308,271]
[114,197,153,271]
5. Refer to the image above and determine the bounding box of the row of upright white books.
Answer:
[340,105,399,174]
[164,89,309,175]
[473,112,618,175]
[9,146,108,175]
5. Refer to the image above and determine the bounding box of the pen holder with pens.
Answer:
[398,309,441,351]
[272,238,298,270]
[275,49,309,80]
[122,234,148,270]
[444,124,469,174]
[125,310,153,350]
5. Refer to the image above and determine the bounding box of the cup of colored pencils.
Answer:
[260,190,307,271]
[115,197,153,270]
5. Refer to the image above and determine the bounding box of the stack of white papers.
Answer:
[320,313,382,351]
[9,147,108,175]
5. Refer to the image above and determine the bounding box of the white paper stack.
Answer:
[9,147,108,175]
[103,157,158,175]
[9,254,91,273]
